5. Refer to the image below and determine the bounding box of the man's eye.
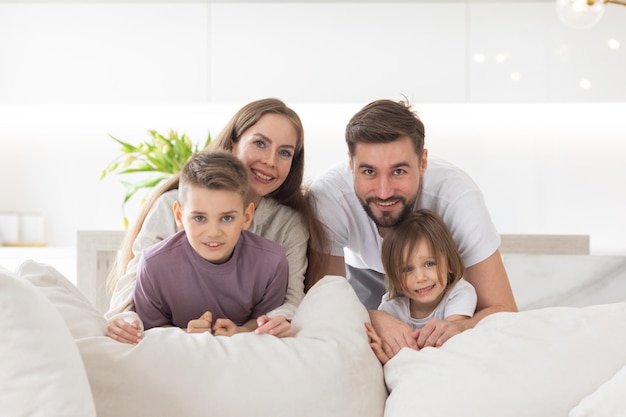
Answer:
[392,169,406,175]
[363,169,375,176]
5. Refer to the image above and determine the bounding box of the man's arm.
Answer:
[453,249,518,331]
[304,250,347,291]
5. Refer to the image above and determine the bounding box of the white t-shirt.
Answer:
[309,156,500,273]
[378,278,477,330]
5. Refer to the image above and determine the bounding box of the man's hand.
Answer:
[416,317,464,348]
[256,315,293,338]
[187,311,213,334]
[369,310,418,359]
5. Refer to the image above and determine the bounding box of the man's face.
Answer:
[350,136,427,230]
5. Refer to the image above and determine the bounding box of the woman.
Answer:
[105,98,326,344]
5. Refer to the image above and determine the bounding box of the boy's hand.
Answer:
[213,318,240,336]
[107,318,142,344]
[187,311,213,334]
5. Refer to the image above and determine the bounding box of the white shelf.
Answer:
[0,246,76,285]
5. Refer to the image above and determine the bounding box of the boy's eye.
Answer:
[193,215,205,222]
[221,215,234,223]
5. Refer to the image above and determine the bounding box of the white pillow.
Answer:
[384,303,626,417]
[68,274,386,417]
[17,259,107,339]
[569,364,626,417]
[0,266,96,417]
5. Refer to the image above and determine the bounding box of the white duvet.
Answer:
[2,260,626,417]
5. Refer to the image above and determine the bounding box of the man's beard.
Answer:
[360,196,416,228]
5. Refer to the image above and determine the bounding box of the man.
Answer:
[307,99,517,359]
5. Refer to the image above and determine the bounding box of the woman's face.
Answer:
[231,113,298,205]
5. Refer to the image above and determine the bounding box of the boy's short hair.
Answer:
[178,150,249,205]
[382,209,465,300]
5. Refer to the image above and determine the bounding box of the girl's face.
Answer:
[231,113,298,206]
[401,238,449,319]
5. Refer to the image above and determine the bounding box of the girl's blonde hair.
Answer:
[381,209,464,299]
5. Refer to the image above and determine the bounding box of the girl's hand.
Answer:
[256,314,293,338]
[187,311,213,334]
[106,318,142,345]
[365,322,391,365]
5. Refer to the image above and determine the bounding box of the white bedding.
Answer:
[2,259,626,417]
[384,303,626,417]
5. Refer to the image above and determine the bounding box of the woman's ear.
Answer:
[173,200,185,230]
[241,202,255,231]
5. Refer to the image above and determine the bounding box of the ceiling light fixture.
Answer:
[556,0,626,29]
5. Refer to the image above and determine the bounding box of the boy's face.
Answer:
[173,185,254,264]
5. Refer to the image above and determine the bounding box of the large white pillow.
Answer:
[17,259,107,338]
[384,303,626,417]
[569,363,626,417]
[59,273,386,417]
[0,265,96,417]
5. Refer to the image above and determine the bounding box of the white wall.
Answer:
[1,1,625,255]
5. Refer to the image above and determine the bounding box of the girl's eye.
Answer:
[221,215,234,223]
[425,261,435,268]
[193,215,205,223]
[402,265,414,273]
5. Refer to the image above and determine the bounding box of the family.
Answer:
[104,97,519,363]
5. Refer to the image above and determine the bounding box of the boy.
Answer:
[134,150,289,336]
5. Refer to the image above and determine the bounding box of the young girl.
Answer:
[366,209,477,363]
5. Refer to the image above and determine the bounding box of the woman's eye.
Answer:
[279,149,293,158]
[254,139,265,148]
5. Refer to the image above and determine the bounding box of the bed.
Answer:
[1,232,625,417]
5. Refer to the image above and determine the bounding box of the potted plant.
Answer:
[100,129,211,228]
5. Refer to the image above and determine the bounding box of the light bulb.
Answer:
[556,0,605,29]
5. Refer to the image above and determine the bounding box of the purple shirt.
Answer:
[134,230,289,330]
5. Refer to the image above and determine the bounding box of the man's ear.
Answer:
[173,200,185,229]
[242,202,255,231]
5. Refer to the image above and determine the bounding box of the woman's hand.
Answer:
[106,318,142,344]
[256,314,293,338]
